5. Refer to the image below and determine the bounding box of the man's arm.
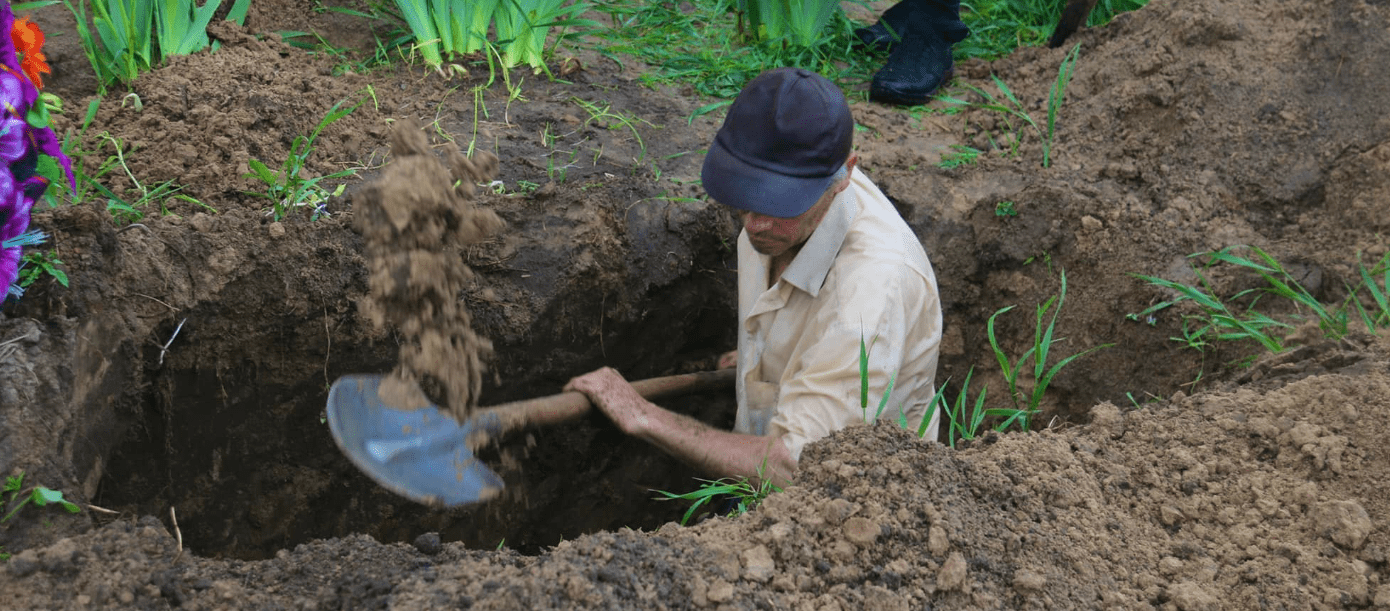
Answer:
[565,367,796,488]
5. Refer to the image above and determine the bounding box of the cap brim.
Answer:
[702,137,837,219]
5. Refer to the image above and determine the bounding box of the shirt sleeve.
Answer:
[768,261,916,461]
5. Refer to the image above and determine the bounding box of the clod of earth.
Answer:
[353,120,505,418]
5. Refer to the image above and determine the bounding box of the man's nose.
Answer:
[744,213,773,232]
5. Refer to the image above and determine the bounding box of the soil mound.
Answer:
[4,336,1387,610]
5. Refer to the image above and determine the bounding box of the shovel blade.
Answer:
[327,375,504,507]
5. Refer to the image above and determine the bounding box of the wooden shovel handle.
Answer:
[480,368,736,430]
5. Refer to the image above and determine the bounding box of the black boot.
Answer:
[856,0,969,51]
[869,0,969,106]
[854,0,915,52]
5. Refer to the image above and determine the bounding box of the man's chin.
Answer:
[748,238,784,256]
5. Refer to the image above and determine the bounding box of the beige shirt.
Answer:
[734,167,942,460]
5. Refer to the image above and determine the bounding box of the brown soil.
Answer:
[1,0,1388,608]
[353,120,504,416]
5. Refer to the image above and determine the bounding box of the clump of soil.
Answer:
[354,121,506,415]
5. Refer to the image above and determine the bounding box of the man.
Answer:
[857,0,971,106]
[565,68,942,488]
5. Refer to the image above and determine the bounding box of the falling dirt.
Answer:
[1,0,1389,607]
[353,120,505,416]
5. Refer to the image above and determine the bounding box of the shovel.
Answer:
[327,368,735,508]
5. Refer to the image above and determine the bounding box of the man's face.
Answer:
[739,206,822,257]
[737,171,849,257]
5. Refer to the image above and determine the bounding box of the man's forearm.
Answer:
[632,400,797,488]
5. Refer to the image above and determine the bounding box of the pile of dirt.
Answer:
[353,120,505,416]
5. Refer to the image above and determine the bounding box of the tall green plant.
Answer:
[987,269,1111,430]
[63,0,250,90]
[919,271,1108,446]
[394,0,595,72]
[736,0,840,48]
[493,0,595,71]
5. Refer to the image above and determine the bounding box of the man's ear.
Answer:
[837,153,860,192]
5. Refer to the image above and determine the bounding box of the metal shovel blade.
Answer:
[327,374,504,507]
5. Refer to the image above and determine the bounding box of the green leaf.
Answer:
[873,370,898,421]
[687,100,732,125]
[246,159,277,185]
[858,334,869,410]
[48,267,69,288]
[32,487,64,506]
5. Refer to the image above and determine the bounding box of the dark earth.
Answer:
[1,0,1388,608]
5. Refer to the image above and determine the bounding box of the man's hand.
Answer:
[565,366,796,488]
[564,367,653,436]
[717,350,738,370]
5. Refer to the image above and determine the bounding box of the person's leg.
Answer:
[865,0,970,106]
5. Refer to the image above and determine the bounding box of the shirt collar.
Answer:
[779,186,858,298]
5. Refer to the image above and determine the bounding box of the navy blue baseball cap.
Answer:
[701,68,854,218]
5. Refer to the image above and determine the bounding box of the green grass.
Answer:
[588,0,884,100]
[957,0,1148,60]
[91,132,212,223]
[570,97,652,165]
[852,270,1105,446]
[987,269,1112,429]
[938,145,982,169]
[582,0,1147,103]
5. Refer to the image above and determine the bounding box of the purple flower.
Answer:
[0,113,26,162]
[0,2,74,298]
[0,169,29,295]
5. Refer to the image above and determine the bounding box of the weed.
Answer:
[937,145,981,169]
[245,98,363,221]
[16,250,68,290]
[571,97,651,164]
[1,472,81,543]
[83,133,212,223]
[1350,251,1390,332]
[988,270,1112,429]
[994,200,1018,217]
[1125,391,1163,408]
[1133,247,1306,356]
[942,43,1081,167]
[923,367,1000,447]
[1134,245,1390,370]
[654,470,781,526]
[912,270,1108,446]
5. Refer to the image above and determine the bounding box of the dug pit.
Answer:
[8,123,744,559]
